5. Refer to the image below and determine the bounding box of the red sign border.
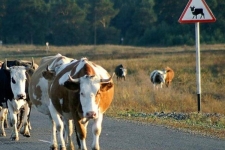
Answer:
[179,0,216,23]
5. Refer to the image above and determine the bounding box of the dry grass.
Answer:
[1,44,225,114]
[1,44,225,138]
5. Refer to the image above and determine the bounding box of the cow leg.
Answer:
[73,113,88,150]
[160,83,163,89]
[7,102,19,141]
[0,108,7,136]
[91,113,103,150]
[50,118,57,150]
[64,119,75,150]
[153,84,156,90]
[20,103,30,137]
[17,108,24,131]
[27,103,32,130]
[49,100,66,150]
[4,109,9,128]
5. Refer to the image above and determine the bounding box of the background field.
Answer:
[1,44,225,137]
[1,44,225,114]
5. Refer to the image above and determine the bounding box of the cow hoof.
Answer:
[23,132,30,137]
[0,132,6,137]
[59,145,66,150]
[67,145,75,150]
[11,136,19,141]
[50,145,57,150]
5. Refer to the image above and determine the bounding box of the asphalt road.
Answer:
[1,108,225,150]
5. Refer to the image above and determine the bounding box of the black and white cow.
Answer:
[0,59,37,140]
[150,67,175,90]
[115,64,127,81]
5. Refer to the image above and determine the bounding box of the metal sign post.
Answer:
[179,0,216,112]
[195,22,201,112]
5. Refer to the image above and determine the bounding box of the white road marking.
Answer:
[39,139,51,144]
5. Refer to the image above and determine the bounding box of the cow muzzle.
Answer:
[81,111,98,124]
[16,94,26,100]
[86,111,97,119]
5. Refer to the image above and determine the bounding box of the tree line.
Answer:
[0,0,224,46]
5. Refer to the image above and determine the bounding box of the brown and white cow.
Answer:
[150,67,174,89]
[43,58,114,150]
[164,67,174,87]
[29,54,74,149]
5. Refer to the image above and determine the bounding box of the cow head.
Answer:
[4,59,34,101]
[190,6,195,12]
[42,65,56,81]
[64,73,114,124]
[42,57,74,81]
[120,68,127,77]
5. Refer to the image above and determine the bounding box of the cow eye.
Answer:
[12,77,16,84]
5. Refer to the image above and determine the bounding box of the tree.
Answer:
[1,0,49,44]
[85,0,119,44]
[49,0,88,45]
[125,0,157,45]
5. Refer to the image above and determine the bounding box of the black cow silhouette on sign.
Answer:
[190,6,205,19]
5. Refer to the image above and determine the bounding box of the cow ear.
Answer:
[26,68,35,76]
[100,82,114,92]
[64,81,79,91]
[42,70,55,81]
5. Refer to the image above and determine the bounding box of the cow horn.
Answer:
[100,73,115,83]
[46,65,49,71]
[3,59,10,71]
[46,65,55,72]
[31,57,34,68]
[68,75,80,83]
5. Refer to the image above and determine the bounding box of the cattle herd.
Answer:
[0,54,174,150]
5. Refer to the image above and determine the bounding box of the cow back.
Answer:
[115,64,124,76]
[29,54,73,109]
[165,67,174,87]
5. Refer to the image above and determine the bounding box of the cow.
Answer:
[29,53,75,149]
[0,59,37,140]
[42,57,114,150]
[114,64,127,81]
[150,67,174,90]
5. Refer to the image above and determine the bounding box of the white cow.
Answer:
[6,65,34,140]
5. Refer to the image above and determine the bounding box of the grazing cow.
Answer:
[114,64,127,81]
[29,54,74,149]
[150,67,174,89]
[42,58,114,150]
[0,59,37,140]
[190,6,205,19]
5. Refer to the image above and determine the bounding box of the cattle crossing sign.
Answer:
[178,0,216,112]
[179,0,216,23]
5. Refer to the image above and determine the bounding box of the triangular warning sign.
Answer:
[179,0,216,23]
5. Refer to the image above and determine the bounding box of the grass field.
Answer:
[1,44,225,138]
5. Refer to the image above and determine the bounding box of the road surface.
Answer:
[0,108,225,150]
